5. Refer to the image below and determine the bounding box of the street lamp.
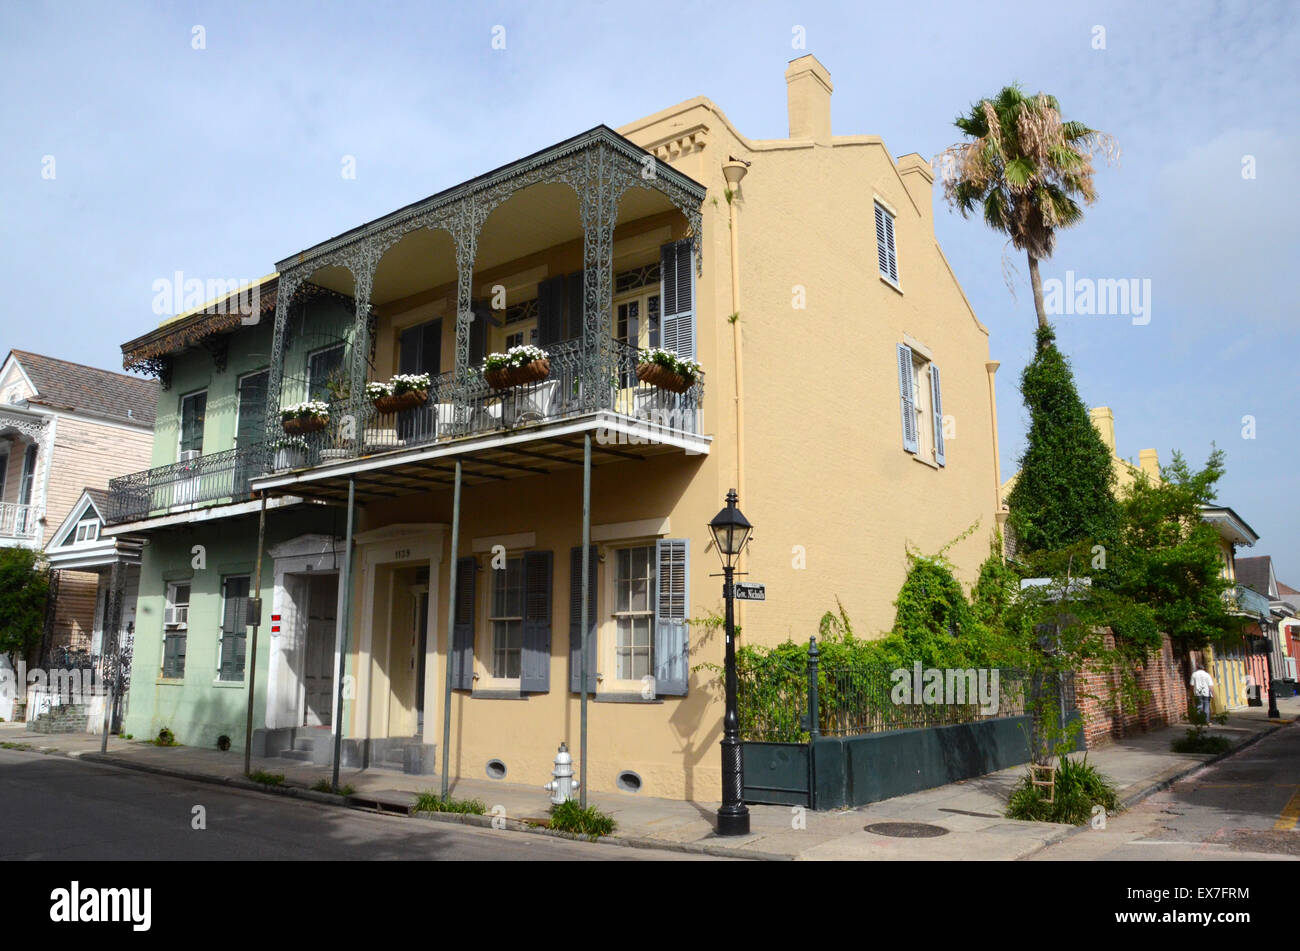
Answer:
[709,488,752,836]
[1261,612,1280,720]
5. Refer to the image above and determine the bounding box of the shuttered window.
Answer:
[399,319,442,376]
[218,575,251,681]
[569,545,598,693]
[930,364,946,467]
[897,344,918,453]
[450,556,476,690]
[519,550,553,693]
[162,582,190,679]
[307,345,344,402]
[659,240,695,360]
[875,203,899,285]
[653,538,690,696]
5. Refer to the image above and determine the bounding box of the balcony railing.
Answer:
[106,445,262,524]
[0,502,39,539]
[269,337,702,469]
[108,338,704,523]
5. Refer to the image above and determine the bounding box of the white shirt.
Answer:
[1191,670,1214,697]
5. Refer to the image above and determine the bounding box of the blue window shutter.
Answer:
[659,241,695,360]
[930,363,945,466]
[569,546,598,693]
[537,277,565,346]
[451,556,476,690]
[875,204,898,283]
[897,344,918,453]
[653,539,690,696]
[520,550,553,693]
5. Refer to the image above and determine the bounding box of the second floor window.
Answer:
[178,391,206,457]
[875,202,899,286]
[307,344,345,402]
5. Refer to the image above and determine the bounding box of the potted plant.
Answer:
[368,372,431,413]
[635,348,701,394]
[271,436,309,471]
[483,345,550,390]
[281,400,330,435]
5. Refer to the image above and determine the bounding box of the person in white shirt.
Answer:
[1190,666,1215,721]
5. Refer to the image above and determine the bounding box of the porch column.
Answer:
[98,560,125,752]
[441,459,463,799]
[579,144,623,413]
[331,477,357,789]
[263,271,305,457]
[451,203,482,432]
[344,249,378,454]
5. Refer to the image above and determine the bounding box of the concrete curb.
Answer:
[73,750,781,860]
[1016,719,1292,859]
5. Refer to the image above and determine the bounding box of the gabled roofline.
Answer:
[276,125,707,272]
[47,488,104,550]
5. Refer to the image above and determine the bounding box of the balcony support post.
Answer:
[451,205,482,434]
[440,459,462,800]
[578,144,624,414]
[98,559,126,753]
[263,272,305,462]
[330,477,357,790]
[345,251,378,456]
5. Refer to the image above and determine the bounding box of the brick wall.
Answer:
[1073,631,1199,749]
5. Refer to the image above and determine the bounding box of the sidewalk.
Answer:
[4,698,1295,860]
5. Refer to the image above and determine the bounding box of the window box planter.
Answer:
[373,389,428,414]
[484,358,550,391]
[635,362,692,394]
[282,416,327,436]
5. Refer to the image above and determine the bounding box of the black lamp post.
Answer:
[1261,612,1281,720]
[709,488,752,836]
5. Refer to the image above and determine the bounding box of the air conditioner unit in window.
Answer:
[164,604,188,628]
[174,450,202,505]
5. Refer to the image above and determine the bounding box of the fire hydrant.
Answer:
[543,741,580,804]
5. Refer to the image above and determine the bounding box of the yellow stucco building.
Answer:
[111,55,1004,801]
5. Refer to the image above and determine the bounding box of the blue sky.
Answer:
[2,1,1296,579]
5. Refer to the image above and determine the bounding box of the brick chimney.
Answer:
[785,55,832,145]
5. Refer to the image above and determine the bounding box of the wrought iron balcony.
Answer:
[267,337,703,472]
[106,445,263,524]
[0,501,39,540]
[109,339,703,523]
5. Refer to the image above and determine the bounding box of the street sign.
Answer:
[734,582,765,601]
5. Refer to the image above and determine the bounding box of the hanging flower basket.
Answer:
[635,362,691,394]
[281,401,330,435]
[485,358,550,391]
[482,346,552,390]
[374,389,428,414]
[368,373,432,413]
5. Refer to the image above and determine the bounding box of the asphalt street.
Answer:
[1031,724,1300,861]
[0,748,718,861]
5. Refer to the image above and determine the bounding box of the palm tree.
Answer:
[937,84,1118,342]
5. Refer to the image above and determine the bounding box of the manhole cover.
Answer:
[864,822,949,838]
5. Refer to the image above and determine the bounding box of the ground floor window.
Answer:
[490,557,524,680]
[613,545,655,682]
[218,575,251,681]
[162,582,190,678]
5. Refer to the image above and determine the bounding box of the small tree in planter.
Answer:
[483,345,550,390]
[367,372,431,413]
[281,401,330,435]
[636,348,700,394]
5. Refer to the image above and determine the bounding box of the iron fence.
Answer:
[738,637,1030,742]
